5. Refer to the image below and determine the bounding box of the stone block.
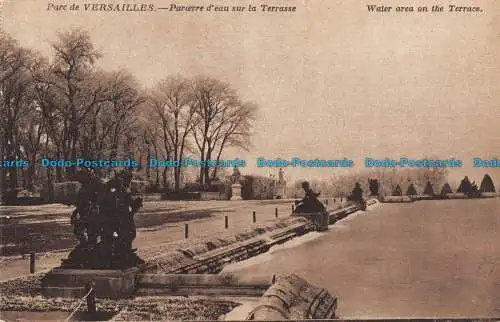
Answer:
[247,274,337,320]
[291,212,329,231]
[231,183,243,200]
[380,195,413,203]
[41,266,142,299]
[447,193,467,199]
[136,273,272,296]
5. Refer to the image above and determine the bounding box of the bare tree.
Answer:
[191,76,256,187]
[0,31,41,203]
[149,76,197,191]
[17,103,45,190]
[209,100,257,182]
[138,115,164,187]
[1,30,263,198]
[39,29,105,180]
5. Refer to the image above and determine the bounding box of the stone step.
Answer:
[152,221,314,274]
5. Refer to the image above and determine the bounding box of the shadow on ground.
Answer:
[134,209,222,229]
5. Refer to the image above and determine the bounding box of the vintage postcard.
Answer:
[0,0,499,320]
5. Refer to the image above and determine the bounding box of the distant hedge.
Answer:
[41,181,81,203]
[241,175,278,199]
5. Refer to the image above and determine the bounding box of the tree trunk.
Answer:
[162,153,171,188]
[174,167,181,192]
[152,143,160,186]
[198,144,205,186]
[162,168,168,187]
[211,136,229,182]
[146,149,151,182]
[55,150,63,182]
[4,126,18,204]
[204,147,212,188]
[44,134,54,202]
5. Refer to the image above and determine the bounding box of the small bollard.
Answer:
[225,215,228,229]
[29,252,35,274]
[334,198,336,203]
[252,211,256,223]
[184,223,189,239]
[275,208,278,218]
[86,281,96,314]
[341,197,343,203]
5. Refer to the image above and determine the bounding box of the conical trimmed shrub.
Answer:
[457,176,472,194]
[440,183,452,195]
[479,174,495,193]
[392,184,402,196]
[406,183,417,196]
[423,181,435,196]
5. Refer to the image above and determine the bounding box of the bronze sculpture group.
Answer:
[63,169,144,269]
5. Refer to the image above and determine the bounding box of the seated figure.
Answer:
[294,181,326,213]
[350,182,363,203]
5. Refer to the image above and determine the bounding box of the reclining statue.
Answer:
[348,182,367,210]
[294,181,326,213]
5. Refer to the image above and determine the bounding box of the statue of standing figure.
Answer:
[71,169,102,248]
[368,179,379,196]
[106,170,143,266]
[278,168,285,184]
[231,166,241,184]
[64,169,144,269]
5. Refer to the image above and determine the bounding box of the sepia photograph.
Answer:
[0,0,499,320]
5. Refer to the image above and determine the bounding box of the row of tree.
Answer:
[0,29,257,203]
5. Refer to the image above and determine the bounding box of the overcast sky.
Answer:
[3,0,500,186]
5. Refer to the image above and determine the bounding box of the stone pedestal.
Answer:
[41,266,144,299]
[291,212,329,231]
[230,183,242,200]
[275,184,286,199]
